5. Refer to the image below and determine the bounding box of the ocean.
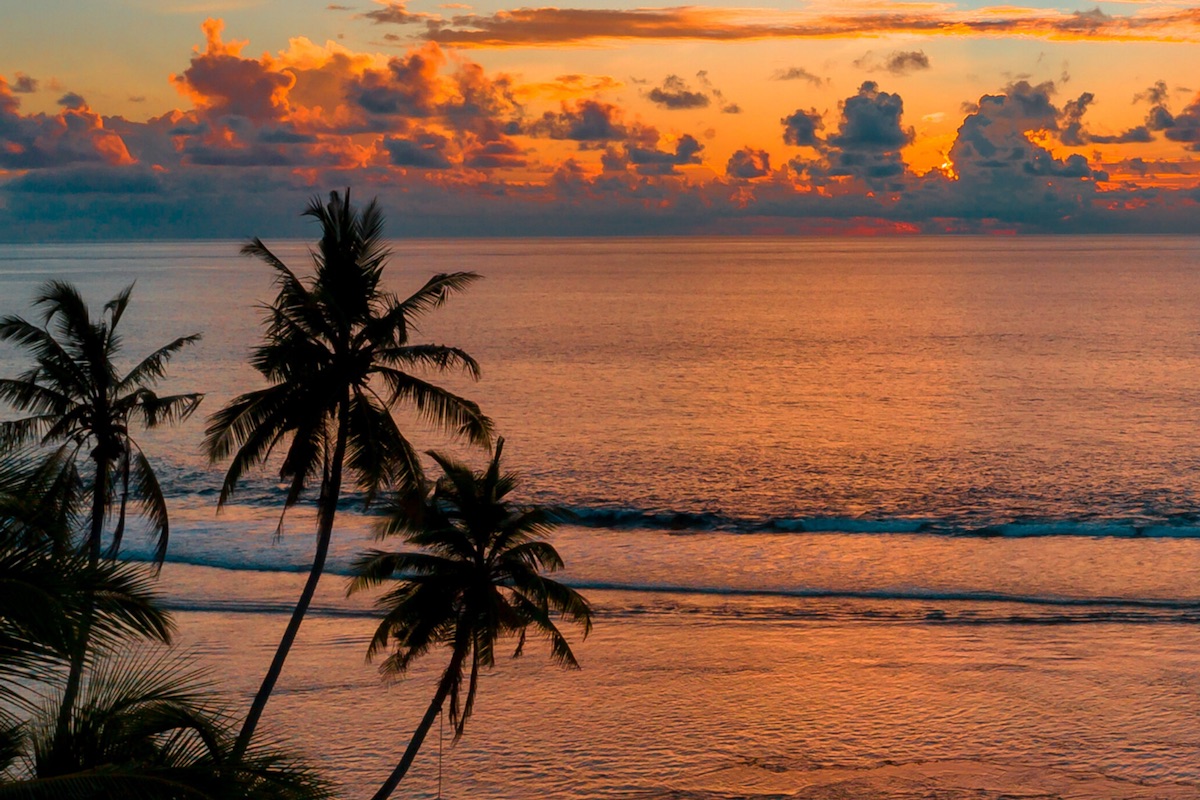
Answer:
[2,236,1200,798]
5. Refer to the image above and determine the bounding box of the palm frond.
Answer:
[393,273,482,320]
[117,335,202,392]
[376,345,482,380]
[376,368,492,447]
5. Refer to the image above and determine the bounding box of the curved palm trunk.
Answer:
[370,647,468,800]
[233,404,350,758]
[52,457,108,756]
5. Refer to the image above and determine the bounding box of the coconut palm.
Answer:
[0,649,332,800]
[0,281,202,755]
[0,455,325,800]
[204,189,492,756]
[349,438,592,800]
[0,448,174,787]
[0,281,203,564]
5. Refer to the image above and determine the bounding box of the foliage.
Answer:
[203,189,493,754]
[204,189,491,518]
[350,438,591,798]
[0,281,202,562]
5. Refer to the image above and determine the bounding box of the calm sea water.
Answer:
[3,236,1200,798]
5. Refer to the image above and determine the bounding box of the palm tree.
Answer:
[0,448,175,789]
[0,455,327,800]
[0,282,203,755]
[349,438,593,800]
[204,189,492,756]
[0,650,332,800]
[0,281,203,564]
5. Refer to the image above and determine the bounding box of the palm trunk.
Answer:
[233,403,350,758]
[370,647,468,800]
[52,457,108,756]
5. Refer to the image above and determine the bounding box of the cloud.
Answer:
[782,107,824,147]
[57,92,87,110]
[829,81,913,151]
[0,79,134,170]
[934,80,1107,221]
[726,147,770,178]
[170,19,295,122]
[1060,92,1152,146]
[1164,94,1200,150]
[365,4,1200,47]
[645,72,735,111]
[528,99,634,142]
[0,17,1198,240]
[613,133,703,175]
[348,45,444,117]
[854,50,931,75]
[647,77,708,109]
[382,134,452,168]
[770,67,824,86]
[885,50,930,75]
[11,73,37,93]
[362,1,440,25]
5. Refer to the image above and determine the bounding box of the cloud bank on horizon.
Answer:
[0,1,1199,239]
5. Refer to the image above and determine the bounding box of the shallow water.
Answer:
[4,236,1200,796]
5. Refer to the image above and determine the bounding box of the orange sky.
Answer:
[0,1,1198,237]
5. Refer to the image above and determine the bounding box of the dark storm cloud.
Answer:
[384,133,454,168]
[626,133,703,175]
[57,92,87,110]
[11,73,38,93]
[884,50,930,75]
[529,99,632,142]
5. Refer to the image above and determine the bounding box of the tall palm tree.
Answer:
[0,281,203,754]
[204,189,492,756]
[349,438,592,800]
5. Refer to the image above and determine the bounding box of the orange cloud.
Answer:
[365,3,1200,47]
[0,78,134,169]
[170,19,295,121]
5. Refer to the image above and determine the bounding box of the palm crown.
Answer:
[204,190,491,514]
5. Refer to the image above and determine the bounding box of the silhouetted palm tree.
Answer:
[0,282,202,754]
[0,650,332,800]
[0,448,174,790]
[204,190,492,756]
[0,281,202,563]
[350,438,592,800]
[0,454,327,800]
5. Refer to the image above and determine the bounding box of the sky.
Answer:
[1,0,1198,238]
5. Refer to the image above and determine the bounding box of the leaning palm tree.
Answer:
[204,189,492,756]
[0,282,202,757]
[349,438,592,800]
